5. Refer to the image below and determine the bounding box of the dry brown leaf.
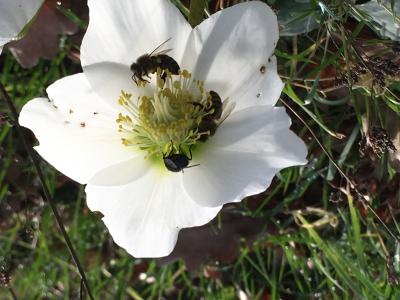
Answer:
[6,0,87,68]
[159,210,272,271]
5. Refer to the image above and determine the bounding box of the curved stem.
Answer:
[9,287,18,300]
[0,83,94,300]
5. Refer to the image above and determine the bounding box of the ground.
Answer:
[0,0,400,299]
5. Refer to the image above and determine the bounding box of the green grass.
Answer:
[1,0,400,299]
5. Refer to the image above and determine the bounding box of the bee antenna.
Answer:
[186,163,200,169]
[149,37,172,56]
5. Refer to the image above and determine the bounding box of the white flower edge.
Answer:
[80,0,283,111]
[85,105,307,257]
[19,73,140,184]
[0,0,44,54]
[86,168,223,258]
[181,1,282,110]
[19,0,309,257]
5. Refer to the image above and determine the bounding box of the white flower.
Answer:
[19,0,308,257]
[0,0,43,54]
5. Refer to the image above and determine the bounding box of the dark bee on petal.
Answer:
[198,116,218,139]
[197,91,235,142]
[130,38,180,84]
[163,152,190,173]
[163,142,198,173]
[208,90,223,119]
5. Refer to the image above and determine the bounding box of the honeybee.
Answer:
[163,143,197,172]
[130,38,180,84]
[197,91,235,142]
[162,92,235,172]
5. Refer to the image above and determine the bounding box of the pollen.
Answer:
[115,69,212,157]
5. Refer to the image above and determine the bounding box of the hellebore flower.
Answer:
[19,0,308,257]
[0,0,43,54]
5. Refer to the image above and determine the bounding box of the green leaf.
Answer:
[355,0,400,41]
[189,0,207,27]
[276,0,320,36]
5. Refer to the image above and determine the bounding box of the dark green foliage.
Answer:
[1,0,400,299]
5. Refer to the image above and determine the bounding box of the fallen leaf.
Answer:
[159,209,273,271]
[6,0,87,68]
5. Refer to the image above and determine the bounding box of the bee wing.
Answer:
[152,48,173,56]
[216,98,236,126]
[149,37,172,56]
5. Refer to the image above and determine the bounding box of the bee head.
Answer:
[130,62,139,72]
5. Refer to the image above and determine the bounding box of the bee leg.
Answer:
[131,75,138,85]
[140,74,150,84]
[137,75,150,84]
[188,145,193,160]
[161,71,167,82]
[188,102,204,109]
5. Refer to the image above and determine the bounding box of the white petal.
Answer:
[87,156,150,186]
[81,61,167,112]
[19,73,137,184]
[0,0,43,49]
[183,106,307,207]
[81,0,191,104]
[81,0,191,67]
[86,170,222,258]
[182,2,282,110]
[81,62,138,109]
[213,106,308,163]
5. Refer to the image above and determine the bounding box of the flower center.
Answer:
[116,69,217,158]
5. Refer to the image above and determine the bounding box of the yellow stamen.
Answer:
[115,69,212,156]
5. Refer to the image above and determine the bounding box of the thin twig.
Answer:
[279,97,400,243]
[0,83,94,300]
[80,278,84,300]
[9,287,17,300]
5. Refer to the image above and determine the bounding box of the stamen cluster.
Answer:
[116,69,213,157]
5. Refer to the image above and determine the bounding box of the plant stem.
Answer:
[9,287,18,300]
[0,83,94,300]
